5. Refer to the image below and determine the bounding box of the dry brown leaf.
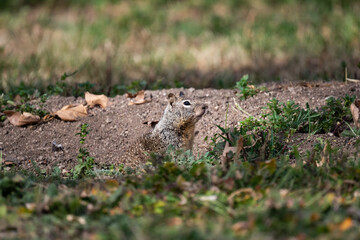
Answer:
[350,100,360,128]
[221,141,236,168]
[221,136,244,169]
[232,216,255,234]
[125,92,137,98]
[339,217,353,231]
[228,188,258,207]
[299,82,313,88]
[43,114,54,122]
[128,90,152,105]
[52,104,88,121]
[85,92,109,108]
[236,136,244,158]
[310,213,320,222]
[4,160,16,166]
[317,142,329,167]
[167,217,183,227]
[14,95,22,104]
[4,110,40,126]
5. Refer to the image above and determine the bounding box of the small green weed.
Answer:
[47,71,97,97]
[341,122,360,137]
[0,95,9,121]
[235,75,263,100]
[263,95,355,135]
[0,93,48,119]
[18,103,48,118]
[71,123,95,179]
[212,95,356,162]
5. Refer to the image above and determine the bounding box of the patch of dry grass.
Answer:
[0,0,359,91]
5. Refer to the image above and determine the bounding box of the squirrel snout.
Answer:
[195,104,208,118]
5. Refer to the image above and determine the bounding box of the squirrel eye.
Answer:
[183,101,191,106]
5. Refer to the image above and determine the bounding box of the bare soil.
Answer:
[1,82,359,173]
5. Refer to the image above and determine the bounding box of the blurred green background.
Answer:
[0,0,359,92]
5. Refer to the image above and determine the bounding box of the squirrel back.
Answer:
[119,91,207,167]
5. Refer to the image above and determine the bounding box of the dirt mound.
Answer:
[1,82,359,173]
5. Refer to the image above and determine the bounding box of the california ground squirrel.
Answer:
[120,91,207,167]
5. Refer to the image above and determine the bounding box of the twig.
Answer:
[346,78,360,83]
[345,67,360,83]
[345,66,347,84]
[232,98,261,121]
[225,103,229,129]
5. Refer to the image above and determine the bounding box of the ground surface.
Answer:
[1,81,359,172]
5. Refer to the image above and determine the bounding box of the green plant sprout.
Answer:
[235,75,263,100]
[72,123,95,179]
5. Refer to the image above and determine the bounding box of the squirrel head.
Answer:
[165,91,207,126]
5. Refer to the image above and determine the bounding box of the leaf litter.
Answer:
[127,90,152,105]
[350,99,360,128]
[85,92,110,108]
[51,104,88,121]
[4,110,41,126]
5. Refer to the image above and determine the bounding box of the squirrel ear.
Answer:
[179,91,185,98]
[167,93,176,106]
